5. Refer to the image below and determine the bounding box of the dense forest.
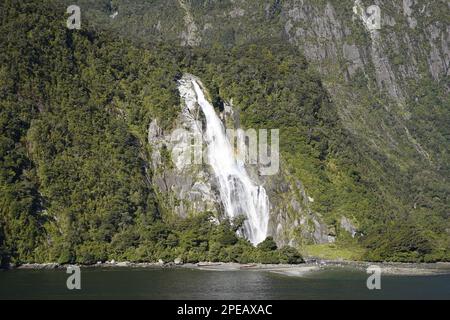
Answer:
[0,0,448,266]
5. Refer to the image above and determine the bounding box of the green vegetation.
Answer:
[69,212,304,265]
[0,0,448,266]
[302,244,365,261]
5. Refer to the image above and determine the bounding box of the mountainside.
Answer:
[0,0,448,265]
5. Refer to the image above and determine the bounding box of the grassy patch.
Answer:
[301,243,366,261]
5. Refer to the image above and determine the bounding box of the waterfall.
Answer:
[178,76,270,245]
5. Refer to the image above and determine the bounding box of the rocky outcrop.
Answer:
[179,0,201,46]
[340,216,358,238]
[148,77,221,218]
[283,0,448,94]
[280,0,446,174]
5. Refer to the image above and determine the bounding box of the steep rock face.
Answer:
[263,168,336,245]
[148,82,221,219]
[282,0,447,152]
[283,0,448,94]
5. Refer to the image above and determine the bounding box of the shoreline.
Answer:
[4,260,450,276]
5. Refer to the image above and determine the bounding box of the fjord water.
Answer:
[178,77,269,245]
[1,268,449,300]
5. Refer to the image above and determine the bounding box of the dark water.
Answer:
[0,267,449,300]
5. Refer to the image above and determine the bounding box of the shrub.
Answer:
[75,242,109,265]
[257,251,280,264]
[257,237,278,251]
[278,246,304,264]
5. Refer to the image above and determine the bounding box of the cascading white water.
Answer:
[178,76,269,245]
